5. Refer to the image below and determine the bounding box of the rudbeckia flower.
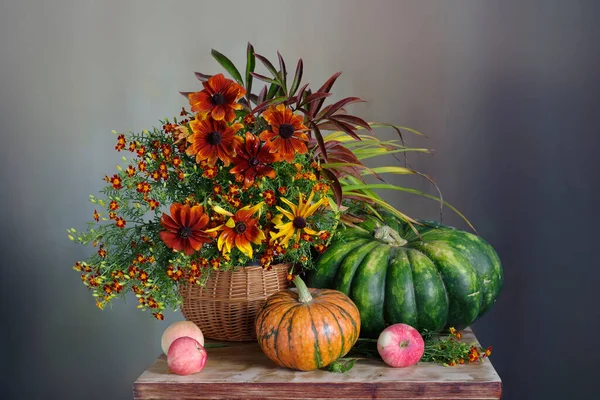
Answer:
[259,104,309,162]
[230,133,278,187]
[207,203,265,258]
[159,203,215,255]
[188,73,246,122]
[270,191,326,246]
[186,116,243,166]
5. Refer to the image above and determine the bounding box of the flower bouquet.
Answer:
[69,44,448,337]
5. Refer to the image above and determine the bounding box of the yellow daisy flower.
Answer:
[270,192,326,246]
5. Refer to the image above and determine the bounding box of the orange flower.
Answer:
[136,145,146,158]
[243,114,256,126]
[186,116,243,166]
[147,199,160,210]
[115,217,126,228]
[259,104,309,162]
[188,73,246,122]
[109,200,119,211]
[262,190,277,207]
[110,174,122,189]
[153,313,165,321]
[159,203,215,256]
[93,210,100,222]
[126,165,136,177]
[115,134,126,151]
[207,203,265,258]
[230,133,278,187]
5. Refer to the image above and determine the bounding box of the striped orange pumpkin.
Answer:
[255,276,361,371]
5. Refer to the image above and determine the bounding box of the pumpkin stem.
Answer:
[293,276,313,303]
[373,225,407,246]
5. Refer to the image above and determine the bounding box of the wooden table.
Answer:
[133,328,501,399]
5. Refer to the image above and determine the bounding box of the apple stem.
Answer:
[400,340,410,348]
[293,276,313,303]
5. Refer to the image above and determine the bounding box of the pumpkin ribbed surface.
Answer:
[307,215,503,338]
[255,281,360,371]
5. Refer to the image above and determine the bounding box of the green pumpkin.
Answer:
[306,214,503,338]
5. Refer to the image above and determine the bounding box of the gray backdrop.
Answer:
[1,0,599,399]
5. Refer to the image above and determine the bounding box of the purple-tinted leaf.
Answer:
[246,43,256,96]
[257,86,267,104]
[238,97,251,111]
[301,92,333,107]
[277,51,287,91]
[249,71,280,86]
[310,122,328,163]
[266,82,280,100]
[211,49,243,84]
[318,97,364,120]
[248,93,259,106]
[310,72,342,116]
[252,96,288,115]
[321,169,343,207]
[316,121,339,131]
[295,83,309,107]
[331,114,373,133]
[330,119,362,141]
[255,53,279,79]
[194,72,212,82]
[290,59,303,96]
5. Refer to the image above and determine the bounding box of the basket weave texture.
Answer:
[180,263,290,341]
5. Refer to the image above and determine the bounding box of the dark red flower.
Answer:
[159,203,215,255]
[230,133,278,187]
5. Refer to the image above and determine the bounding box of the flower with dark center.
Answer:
[159,203,216,255]
[230,133,278,188]
[234,222,247,233]
[278,123,295,139]
[212,93,226,106]
[259,104,309,162]
[293,217,307,229]
[188,73,246,122]
[207,131,223,145]
[270,191,327,246]
[178,226,192,238]
[186,116,243,167]
[206,203,265,258]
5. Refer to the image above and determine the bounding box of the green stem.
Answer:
[373,225,407,246]
[293,276,313,303]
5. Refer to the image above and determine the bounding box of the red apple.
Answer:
[161,321,205,355]
[377,323,424,367]
[167,336,208,375]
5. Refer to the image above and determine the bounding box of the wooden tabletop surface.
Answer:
[133,328,501,400]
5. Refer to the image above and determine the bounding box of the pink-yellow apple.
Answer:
[161,321,204,355]
[377,323,424,367]
[167,336,208,375]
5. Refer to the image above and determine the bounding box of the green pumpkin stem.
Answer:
[373,225,407,246]
[293,276,313,303]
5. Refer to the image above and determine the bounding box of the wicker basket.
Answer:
[180,263,290,341]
